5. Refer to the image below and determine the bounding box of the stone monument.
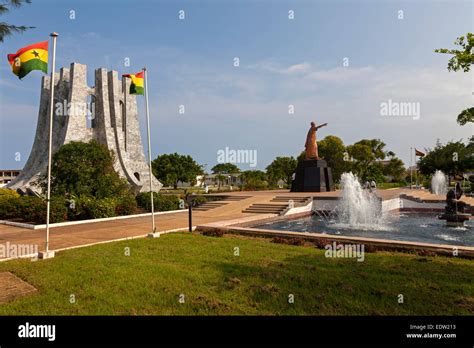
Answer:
[7,62,162,195]
[291,121,335,192]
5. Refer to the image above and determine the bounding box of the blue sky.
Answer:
[0,0,472,172]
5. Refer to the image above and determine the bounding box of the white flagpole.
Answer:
[143,67,156,233]
[42,32,58,259]
[410,147,413,190]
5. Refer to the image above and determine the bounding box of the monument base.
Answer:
[147,232,161,238]
[38,250,55,259]
[291,159,335,192]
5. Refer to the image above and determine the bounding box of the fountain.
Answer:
[336,172,385,230]
[255,172,473,247]
[438,182,471,227]
[431,170,447,195]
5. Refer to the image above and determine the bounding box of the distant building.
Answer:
[0,170,21,188]
[176,174,244,188]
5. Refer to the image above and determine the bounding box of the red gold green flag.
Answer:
[122,71,144,95]
[7,41,48,79]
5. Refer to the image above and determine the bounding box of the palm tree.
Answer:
[0,0,33,43]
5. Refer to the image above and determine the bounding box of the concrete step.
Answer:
[193,202,228,211]
[242,202,288,214]
[271,196,310,202]
[220,196,251,201]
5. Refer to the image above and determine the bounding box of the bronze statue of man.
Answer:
[305,121,328,160]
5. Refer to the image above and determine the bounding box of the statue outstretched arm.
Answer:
[316,123,328,130]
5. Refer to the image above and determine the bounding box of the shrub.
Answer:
[242,179,268,191]
[68,196,117,220]
[38,140,131,199]
[115,194,138,216]
[136,192,151,210]
[87,198,117,218]
[19,196,67,224]
[272,237,306,246]
[202,229,224,237]
[0,188,20,199]
[0,195,21,220]
[67,196,91,221]
[136,192,181,212]
[192,195,208,206]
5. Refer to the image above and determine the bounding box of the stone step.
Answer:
[271,196,310,202]
[242,202,289,215]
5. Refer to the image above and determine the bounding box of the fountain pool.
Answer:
[252,172,473,247]
[253,213,474,247]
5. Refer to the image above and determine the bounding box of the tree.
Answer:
[41,140,130,198]
[352,139,387,160]
[152,153,204,189]
[0,0,34,42]
[346,139,392,182]
[457,107,474,126]
[418,140,474,182]
[215,174,226,189]
[317,135,349,182]
[266,156,297,186]
[240,170,268,190]
[211,163,240,174]
[383,157,406,182]
[346,142,375,178]
[435,33,473,73]
[435,33,473,125]
[363,163,385,183]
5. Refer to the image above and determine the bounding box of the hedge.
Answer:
[0,196,68,224]
[0,195,21,220]
[136,193,181,212]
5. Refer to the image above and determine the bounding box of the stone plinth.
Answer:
[291,159,335,192]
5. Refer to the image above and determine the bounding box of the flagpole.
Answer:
[143,67,156,234]
[410,147,413,190]
[41,32,58,259]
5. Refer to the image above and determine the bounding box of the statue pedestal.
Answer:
[291,159,335,192]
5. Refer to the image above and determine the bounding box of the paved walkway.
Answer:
[0,188,408,259]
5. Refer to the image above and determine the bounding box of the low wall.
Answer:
[0,209,187,230]
[313,196,446,214]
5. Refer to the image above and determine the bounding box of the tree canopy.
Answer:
[317,135,348,182]
[417,139,474,179]
[346,139,401,182]
[0,0,34,42]
[152,153,204,189]
[211,163,240,174]
[240,170,268,190]
[435,33,474,126]
[42,140,130,198]
[266,156,297,186]
[383,157,406,182]
[435,33,473,73]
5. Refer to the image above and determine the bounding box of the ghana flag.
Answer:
[122,71,144,95]
[7,41,48,79]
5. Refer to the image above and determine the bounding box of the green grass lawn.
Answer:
[0,232,473,315]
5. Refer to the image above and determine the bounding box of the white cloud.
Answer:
[247,60,312,75]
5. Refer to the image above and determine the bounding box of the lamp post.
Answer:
[186,192,196,232]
